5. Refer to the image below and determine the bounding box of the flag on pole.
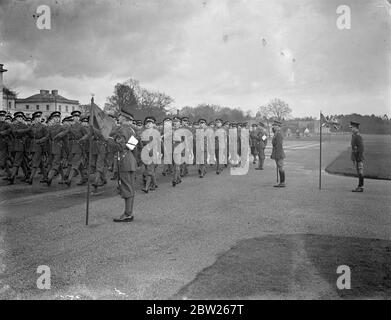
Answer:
[320,113,340,130]
[89,102,116,139]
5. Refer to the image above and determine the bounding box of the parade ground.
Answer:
[1,134,390,299]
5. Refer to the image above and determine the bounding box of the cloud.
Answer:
[0,0,389,116]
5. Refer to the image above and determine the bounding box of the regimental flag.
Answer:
[320,113,340,130]
[90,100,116,139]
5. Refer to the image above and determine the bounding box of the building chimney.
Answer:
[52,90,58,96]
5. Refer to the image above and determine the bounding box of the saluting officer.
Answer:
[350,121,365,192]
[271,120,286,187]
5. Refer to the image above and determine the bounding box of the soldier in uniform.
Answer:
[141,116,158,193]
[8,112,30,184]
[197,118,208,178]
[27,111,49,184]
[106,114,118,181]
[172,116,182,186]
[111,108,138,222]
[45,111,66,186]
[180,116,191,177]
[63,110,89,187]
[0,110,12,180]
[250,123,259,164]
[254,122,268,170]
[271,120,286,187]
[214,118,225,174]
[350,121,365,192]
[161,117,173,176]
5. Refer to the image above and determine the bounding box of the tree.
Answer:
[266,98,292,121]
[104,78,174,120]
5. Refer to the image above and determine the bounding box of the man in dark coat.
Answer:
[111,108,138,222]
[271,120,286,187]
[350,121,365,192]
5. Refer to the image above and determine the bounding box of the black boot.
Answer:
[274,171,285,187]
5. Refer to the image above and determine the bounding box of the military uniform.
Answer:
[141,116,158,192]
[9,112,31,184]
[111,108,138,222]
[254,123,267,170]
[27,111,49,184]
[64,111,89,186]
[46,112,66,186]
[0,111,12,178]
[271,120,285,187]
[350,121,364,192]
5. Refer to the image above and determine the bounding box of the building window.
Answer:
[59,105,61,111]
[36,105,39,110]
[26,105,29,110]
[72,106,75,112]
[8,101,11,109]
[46,105,50,111]
[65,106,68,112]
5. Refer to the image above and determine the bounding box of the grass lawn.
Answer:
[325,135,391,180]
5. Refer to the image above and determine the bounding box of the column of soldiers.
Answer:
[0,110,282,192]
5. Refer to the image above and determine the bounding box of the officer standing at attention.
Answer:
[111,107,138,222]
[271,120,286,187]
[350,121,365,192]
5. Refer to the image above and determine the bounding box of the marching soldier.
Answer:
[111,108,138,222]
[180,116,190,177]
[45,111,66,186]
[27,111,49,184]
[0,110,12,180]
[106,114,118,181]
[63,110,89,187]
[198,118,208,178]
[172,116,182,186]
[214,118,225,174]
[162,117,173,176]
[350,121,365,192]
[141,116,158,193]
[8,112,30,185]
[271,120,286,187]
[250,123,258,164]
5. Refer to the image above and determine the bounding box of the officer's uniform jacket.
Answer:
[110,123,138,172]
[271,131,285,160]
[351,133,364,162]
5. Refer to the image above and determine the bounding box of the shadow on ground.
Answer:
[173,234,391,299]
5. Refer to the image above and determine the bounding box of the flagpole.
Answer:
[319,110,322,190]
[85,95,94,225]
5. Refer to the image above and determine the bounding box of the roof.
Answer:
[16,91,79,104]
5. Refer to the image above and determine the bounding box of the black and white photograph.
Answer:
[0,0,390,305]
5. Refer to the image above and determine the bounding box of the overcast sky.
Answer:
[0,0,390,117]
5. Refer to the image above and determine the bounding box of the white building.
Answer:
[15,89,80,119]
